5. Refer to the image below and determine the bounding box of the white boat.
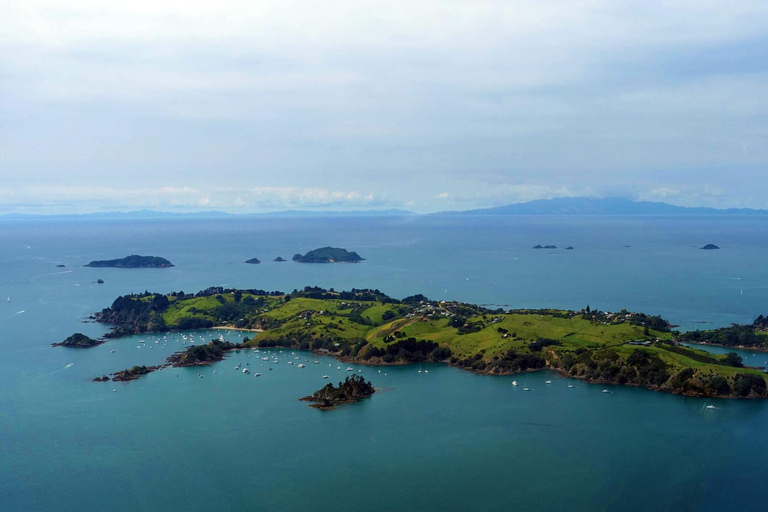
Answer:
[243,368,250,373]
[287,361,294,365]
[358,369,362,373]
[512,380,518,386]
[199,375,205,378]
[298,364,305,368]
[602,389,611,393]
[523,387,531,391]
[111,350,115,353]
[706,405,716,410]
[545,380,552,384]
[568,384,574,388]
[346,367,354,371]
[313,361,320,364]
[322,375,329,379]
[254,373,261,377]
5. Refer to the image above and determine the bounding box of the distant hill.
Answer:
[0,209,414,220]
[85,255,174,268]
[438,197,768,216]
[292,247,364,263]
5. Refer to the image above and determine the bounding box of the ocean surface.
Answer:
[2,214,768,511]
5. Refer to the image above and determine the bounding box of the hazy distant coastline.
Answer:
[3,197,768,220]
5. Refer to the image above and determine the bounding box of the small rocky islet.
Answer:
[52,332,104,348]
[301,375,375,409]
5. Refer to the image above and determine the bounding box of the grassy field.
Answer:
[101,288,768,397]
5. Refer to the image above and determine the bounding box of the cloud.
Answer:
[0,184,393,214]
[2,1,768,212]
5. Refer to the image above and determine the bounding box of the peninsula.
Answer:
[83,286,768,398]
[85,255,174,268]
[292,247,364,263]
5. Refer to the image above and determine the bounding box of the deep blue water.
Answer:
[2,215,768,511]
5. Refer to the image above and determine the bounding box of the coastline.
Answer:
[211,326,264,333]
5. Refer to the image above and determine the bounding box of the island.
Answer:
[701,244,720,250]
[274,257,286,262]
[292,247,364,263]
[533,245,557,249]
[53,332,104,348]
[111,365,161,382]
[245,258,261,264]
[565,246,574,250]
[82,286,768,398]
[56,264,66,268]
[85,255,174,268]
[300,375,375,409]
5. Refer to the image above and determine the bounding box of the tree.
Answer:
[723,352,744,368]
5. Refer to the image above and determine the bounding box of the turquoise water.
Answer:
[2,215,768,511]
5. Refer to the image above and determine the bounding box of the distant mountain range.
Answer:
[1,198,766,220]
[436,197,768,216]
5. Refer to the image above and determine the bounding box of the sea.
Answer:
[2,214,768,512]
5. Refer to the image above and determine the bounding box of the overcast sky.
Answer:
[1,1,767,213]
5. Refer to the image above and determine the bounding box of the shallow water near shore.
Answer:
[2,215,768,511]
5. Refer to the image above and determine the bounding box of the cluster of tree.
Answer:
[111,365,153,381]
[528,338,562,352]
[363,337,442,363]
[477,349,547,373]
[288,286,398,303]
[194,287,281,298]
[678,324,768,348]
[169,339,243,366]
[753,315,768,330]
[97,294,169,335]
[554,348,671,388]
[733,373,767,397]
[580,309,671,332]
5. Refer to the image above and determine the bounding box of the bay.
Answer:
[1,215,767,511]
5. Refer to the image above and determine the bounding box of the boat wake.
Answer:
[30,270,74,281]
